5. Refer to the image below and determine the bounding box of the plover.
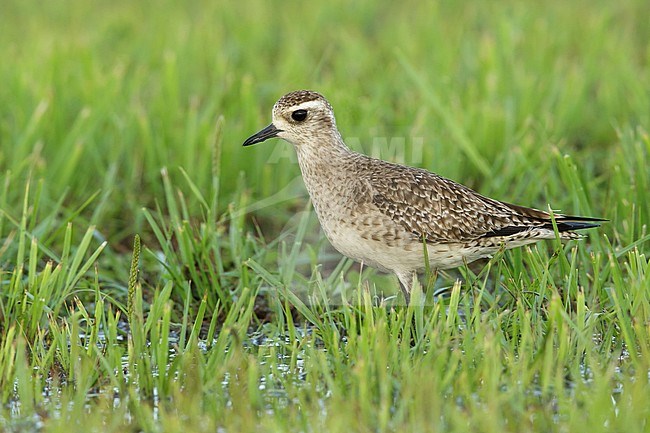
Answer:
[243,90,603,300]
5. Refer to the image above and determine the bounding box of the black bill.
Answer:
[242,123,282,146]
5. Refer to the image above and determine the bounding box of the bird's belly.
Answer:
[323,225,420,272]
[321,220,496,273]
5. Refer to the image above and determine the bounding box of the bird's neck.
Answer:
[295,131,351,166]
[294,132,355,202]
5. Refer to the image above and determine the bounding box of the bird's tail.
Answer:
[552,215,607,232]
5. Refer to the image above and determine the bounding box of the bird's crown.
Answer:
[273,90,331,112]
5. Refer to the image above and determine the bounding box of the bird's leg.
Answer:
[395,271,418,304]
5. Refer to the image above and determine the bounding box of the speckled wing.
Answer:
[359,158,570,243]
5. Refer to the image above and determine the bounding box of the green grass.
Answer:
[1,0,649,431]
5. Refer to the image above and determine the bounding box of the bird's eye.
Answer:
[291,109,308,122]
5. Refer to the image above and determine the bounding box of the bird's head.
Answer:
[243,90,340,148]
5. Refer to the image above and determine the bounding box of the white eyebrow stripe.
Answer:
[292,100,324,111]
